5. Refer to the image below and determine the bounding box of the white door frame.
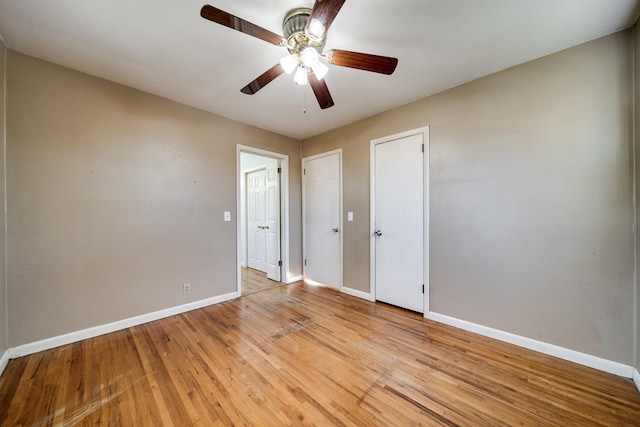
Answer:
[302,149,343,289]
[237,145,290,293]
[370,127,430,315]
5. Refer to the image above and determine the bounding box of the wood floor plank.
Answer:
[1,281,640,426]
[241,267,282,296]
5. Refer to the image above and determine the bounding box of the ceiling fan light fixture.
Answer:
[294,65,308,85]
[280,54,299,74]
[200,2,397,109]
[311,61,329,80]
[300,47,319,67]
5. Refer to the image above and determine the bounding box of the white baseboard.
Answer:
[341,286,375,302]
[8,291,240,359]
[633,368,640,392]
[286,275,303,284]
[0,349,9,377]
[426,311,634,379]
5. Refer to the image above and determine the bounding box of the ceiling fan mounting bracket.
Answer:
[282,8,324,55]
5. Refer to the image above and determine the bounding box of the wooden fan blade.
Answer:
[326,49,398,75]
[201,5,283,46]
[241,64,285,95]
[309,72,334,109]
[306,0,346,38]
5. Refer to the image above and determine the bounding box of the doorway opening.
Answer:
[237,146,290,296]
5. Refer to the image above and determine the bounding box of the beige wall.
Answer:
[6,51,302,347]
[1,25,637,369]
[303,31,635,364]
[635,21,640,372]
[0,38,6,355]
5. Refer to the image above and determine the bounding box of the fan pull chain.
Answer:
[303,89,308,114]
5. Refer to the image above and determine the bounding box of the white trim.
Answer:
[244,165,267,174]
[0,349,9,376]
[341,286,375,302]
[8,291,239,359]
[236,146,292,288]
[370,127,430,313]
[634,368,640,393]
[302,149,343,289]
[427,311,635,379]
[286,275,303,284]
[423,130,430,313]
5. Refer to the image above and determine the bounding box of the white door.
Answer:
[373,133,425,313]
[303,151,341,288]
[247,167,282,280]
[247,169,268,273]
[265,165,281,281]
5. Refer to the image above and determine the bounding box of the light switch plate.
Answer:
[224,211,231,221]
[348,212,354,222]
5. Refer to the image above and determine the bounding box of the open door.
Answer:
[247,168,268,273]
[265,164,281,281]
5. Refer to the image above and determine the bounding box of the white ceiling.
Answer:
[0,0,638,139]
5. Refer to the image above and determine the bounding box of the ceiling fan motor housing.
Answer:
[283,8,324,55]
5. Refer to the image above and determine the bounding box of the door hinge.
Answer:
[421,144,424,153]
[304,259,307,266]
[278,260,282,267]
[277,167,282,174]
[303,168,306,175]
[422,284,425,294]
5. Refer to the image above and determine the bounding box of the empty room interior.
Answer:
[2,0,640,425]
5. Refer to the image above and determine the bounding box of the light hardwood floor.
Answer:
[1,282,640,426]
[241,267,283,296]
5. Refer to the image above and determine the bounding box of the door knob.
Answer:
[374,230,382,237]
[332,228,339,233]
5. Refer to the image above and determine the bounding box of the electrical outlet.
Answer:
[183,283,191,295]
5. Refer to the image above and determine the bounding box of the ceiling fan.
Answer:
[200,0,398,110]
